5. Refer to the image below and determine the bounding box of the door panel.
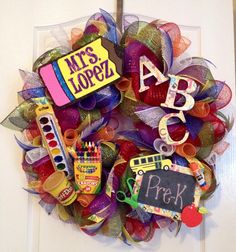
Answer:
[0,1,235,252]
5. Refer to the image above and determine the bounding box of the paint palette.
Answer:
[36,104,72,178]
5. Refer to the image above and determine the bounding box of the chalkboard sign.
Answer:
[137,169,196,213]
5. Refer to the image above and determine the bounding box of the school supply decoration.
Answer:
[133,165,201,221]
[43,170,77,206]
[129,154,172,175]
[39,37,122,107]
[116,177,139,208]
[73,142,102,194]
[1,9,233,245]
[35,103,73,177]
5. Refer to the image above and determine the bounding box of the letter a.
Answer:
[161,74,197,111]
[139,55,169,92]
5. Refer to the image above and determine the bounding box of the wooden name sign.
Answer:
[39,38,122,107]
[134,164,201,220]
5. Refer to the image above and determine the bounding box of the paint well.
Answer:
[39,117,49,124]
[57,163,66,170]
[54,156,63,163]
[51,148,60,155]
[49,140,57,148]
[43,125,52,132]
[46,133,54,140]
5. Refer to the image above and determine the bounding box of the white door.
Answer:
[0,0,235,251]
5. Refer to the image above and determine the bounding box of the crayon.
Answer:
[87,152,91,163]
[76,141,82,151]
[67,146,78,160]
[84,151,88,163]
[88,142,92,152]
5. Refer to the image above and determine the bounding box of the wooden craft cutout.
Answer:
[158,111,189,145]
[39,38,122,107]
[139,55,169,92]
[133,164,201,220]
[161,74,197,111]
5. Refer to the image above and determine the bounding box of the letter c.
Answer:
[158,111,189,146]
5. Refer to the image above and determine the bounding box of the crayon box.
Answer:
[74,158,101,194]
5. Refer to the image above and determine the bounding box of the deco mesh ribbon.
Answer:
[1,9,233,245]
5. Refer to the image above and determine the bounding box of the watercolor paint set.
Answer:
[35,104,73,178]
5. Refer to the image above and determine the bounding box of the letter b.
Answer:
[161,74,197,111]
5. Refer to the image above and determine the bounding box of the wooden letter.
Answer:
[139,55,169,92]
[158,111,189,145]
[161,74,197,111]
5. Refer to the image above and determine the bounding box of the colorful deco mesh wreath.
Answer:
[1,9,234,244]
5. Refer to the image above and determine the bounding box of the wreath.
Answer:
[1,9,233,244]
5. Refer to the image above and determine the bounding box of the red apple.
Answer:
[181,204,203,227]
